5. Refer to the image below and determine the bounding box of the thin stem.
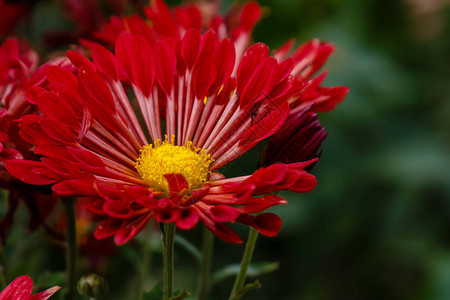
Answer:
[163,223,176,300]
[228,227,259,300]
[62,198,77,300]
[196,228,214,300]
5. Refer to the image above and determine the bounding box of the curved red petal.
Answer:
[181,29,201,70]
[30,286,61,300]
[210,205,240,223]
[5,160,57,185]
[52,179,98,197]
[176,207,199,230]
[94,218,122,240]
[254,213,282,237]
[0,275,33,299]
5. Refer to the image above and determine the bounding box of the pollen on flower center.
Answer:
[135,135,213,191]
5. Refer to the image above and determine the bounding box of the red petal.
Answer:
[181,29,201,70]
[236,195,285,214]
[0,275,33,299]
[52,179,98,196]
[39,117,76,143]
[206,222,242,244]
[174,5,202,30]
[34,92,78,127]
[176,207,199,230]
[116,33,155,97]
[114,226,137,245]
[46,66,77,90]
[239,99,290,146]
[18,115,51,145]
[66,50,94,70]
[210,38,235,93]
[239,57,277,108]
[290,172,317,193]
[68,147,104,171]
[154,207,180,223]
[89,42,120,81]
[25,86,45,105]
[240,1,262,31]
[5,160,57,185]
[259,164,288,184]
[103,201,132,219]
[210,205,240,223]
[30,286,61,300]
[236,43,269,95]
[254,213,282,237]
[78,65,116,110]
[154,40,176,95]
[144,0,180,39]
[77,67,124,133]
[192,57,216,100]
[94,219,122,240]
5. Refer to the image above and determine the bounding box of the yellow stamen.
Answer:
[135,135,213,191]
[218,85,224,95]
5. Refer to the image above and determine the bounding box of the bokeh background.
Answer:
[1,0,449,299]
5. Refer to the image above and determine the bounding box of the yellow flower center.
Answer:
[135,135,213,191]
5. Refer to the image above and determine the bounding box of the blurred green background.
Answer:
[1,0,450,299]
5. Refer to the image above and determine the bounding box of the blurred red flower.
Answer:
[0,39,72,243]
[0,0,30,37]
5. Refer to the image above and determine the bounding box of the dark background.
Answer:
[1,0,449,299]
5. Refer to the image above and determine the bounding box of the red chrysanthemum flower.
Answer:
[0,275,60,300]
[0,39,70,243]
[5,0,346,245]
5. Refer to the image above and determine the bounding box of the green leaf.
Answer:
[142,280,163,300]
[211,261,279,286]
[235,280,261,300]
[170,288,191,300]
[174,235,202,264]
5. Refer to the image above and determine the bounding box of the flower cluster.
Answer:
[3,0,348,246]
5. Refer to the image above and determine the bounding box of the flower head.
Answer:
[0,275,60,300]
[5,0,346,244]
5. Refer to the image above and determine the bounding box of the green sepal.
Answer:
[235,280,262,300]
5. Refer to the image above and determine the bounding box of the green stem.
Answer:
[228,227,259,300]
[196,228,214,300]
[163,223,176,300]
[63,198,77,300]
